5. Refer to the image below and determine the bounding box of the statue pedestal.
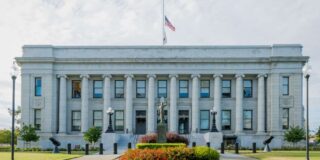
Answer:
[157,123,167,143]
[206,132,223,149]
[102,133,118,153]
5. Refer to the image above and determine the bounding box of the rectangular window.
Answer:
[35,77,42,96]
[93,110,103,130]
[243,110,253,130]
[200,80,210,98]
[282,77,289,95]
[179,80,189,98]
[115,80,124,98]
[93,80,103,98]
[72,111,81,131]
[158,80,167,98]
[222,80,231,98]
[222,110,231,130]
[115,110,124,131]
[200,110,210,130]
[136,80,146,98]
[72,80,81,98]
[34,109,41,130]
[243,80,252,98]
[282,108,289,129]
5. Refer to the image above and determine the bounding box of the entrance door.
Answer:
[178,110,189,134]
[136,111,146,134]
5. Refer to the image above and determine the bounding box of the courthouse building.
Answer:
[16,44,308,148]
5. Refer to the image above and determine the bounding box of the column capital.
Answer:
[147,74,156,79]
[169,74,178,78]
[235,74,245,79]
[57,74,68,79]
[124,74,134,78]
[213,74,223,78]
[80,74,90,79]
[257,74,268,78]
[102,74,112,79]
[191,74,200,79]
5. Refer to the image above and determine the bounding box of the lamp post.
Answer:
[303,62,311,160]
[105,107,114,133]
[10,61,18,160]
[210,109,218,132]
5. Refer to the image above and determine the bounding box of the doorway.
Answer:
[135,110,146,134]
[178,110,189,134]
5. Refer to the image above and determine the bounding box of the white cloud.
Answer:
[0,0,319,130]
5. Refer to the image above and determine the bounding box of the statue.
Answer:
[158,97,166,124]
[157,97,167,143]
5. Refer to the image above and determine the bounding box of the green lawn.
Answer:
[241,150,320,160]
[0,152,82,160]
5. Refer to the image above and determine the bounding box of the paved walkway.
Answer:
[72,153,256,160]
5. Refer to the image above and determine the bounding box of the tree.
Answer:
[20,124,39,148]
[83,127,101,148]
[284,126,305,146]
[316,126,320,143]
[0,129,19,144]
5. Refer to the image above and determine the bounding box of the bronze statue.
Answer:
[158,97,167,124]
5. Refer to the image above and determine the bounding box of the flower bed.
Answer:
[121,146,220,160]
[138,132,189,145]
[136,143,186,149]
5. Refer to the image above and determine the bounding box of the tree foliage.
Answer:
[83,127,101,147]
[284,126,305,145]
[20,124,39,145]
[8,106,22,127]
[0,129,19,144]
[316,126,320,143]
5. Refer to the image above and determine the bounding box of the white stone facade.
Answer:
[16,44,308,149]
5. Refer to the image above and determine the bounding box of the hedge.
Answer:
[194,146,220,160]
[136,143,186,149]
[120,147,194,160]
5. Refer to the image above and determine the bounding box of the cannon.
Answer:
[49,137,61,153]
[263,136,274,152]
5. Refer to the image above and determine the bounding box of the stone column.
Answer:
[191,74,200,133]
[169,74,178,133]
[125,74,134,133]
[58,74,67,133]
[80,74,90,132]
[147,74,156,133]
[213,74,223,131]
[103,74,112,132]
[270,73,280,134]
[257,74,267,134]
[235,74,245,134]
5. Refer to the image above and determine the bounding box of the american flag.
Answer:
[165,16,175,31]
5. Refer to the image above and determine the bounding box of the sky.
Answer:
[0,0,319,133]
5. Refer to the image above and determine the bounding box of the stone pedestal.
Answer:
[206,132,223,149]
[157,124,167,143]
[102,133,118,153]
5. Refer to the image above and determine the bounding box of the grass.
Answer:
[0,152,83,160]
[240,150,320,160]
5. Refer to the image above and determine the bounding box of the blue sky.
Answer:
[0,0,319,133]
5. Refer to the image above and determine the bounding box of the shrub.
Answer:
[120,147,194,160]
[136,143,186,149]
[284,126,305,146]
[138,133,157,143]
[83,127,102,147]
[194,146,220,160]
[166,132,189,145]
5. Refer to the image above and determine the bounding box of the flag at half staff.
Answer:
[165,16,176,31]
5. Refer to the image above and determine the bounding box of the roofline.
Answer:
[22,44,303,49]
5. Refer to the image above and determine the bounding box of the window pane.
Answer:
[158,81,167,87]
[222,80,230,87]
[243,110,252,130]
[94,81,103,87]
[180,80,188,87]
[244,87,252,97]
[72,81,81,98]
[282,86,288,95]
[35,78,42,96]
[201,80,210,87]
[116,80,124,87]
[115,110,124,131]
[244,80,252,87]
[137,81,145,87]
[283,77,289,85]
[200,111,209,119]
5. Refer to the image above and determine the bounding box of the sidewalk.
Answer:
[220,153,257,160]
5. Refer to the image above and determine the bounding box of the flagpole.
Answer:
[162,0,165,45]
